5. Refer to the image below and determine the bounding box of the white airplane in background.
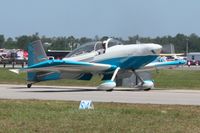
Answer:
[10,38,186,91]
[160,53,186,61]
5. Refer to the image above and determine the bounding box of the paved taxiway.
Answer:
[0,84,200,105]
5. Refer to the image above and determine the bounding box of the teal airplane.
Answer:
[10,38,186,91]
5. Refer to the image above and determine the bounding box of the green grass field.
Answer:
[1,68,200,89]
[0,100,200,133]
[1,69,200,132]
[152,69,200,89]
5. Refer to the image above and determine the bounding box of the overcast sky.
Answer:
[0,0,200,39]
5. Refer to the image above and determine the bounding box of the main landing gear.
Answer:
[132,70,154,91]
[97,67,120,91]
[27,82,36,88]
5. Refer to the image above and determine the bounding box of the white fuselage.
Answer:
[63,43,162,70]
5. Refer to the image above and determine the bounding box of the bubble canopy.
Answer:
[66,38,122,57]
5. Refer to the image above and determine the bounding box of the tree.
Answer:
[173,34,188,53]
[4,37,17,49]
[188,33,200,52]
[127,35,139,44]
[66,36,77,50]
[0,35,5,48]
[100,36,109,41]
[79,37,93,45]
[0,32,200,53]
[94,35,100,41]
[30,32,40,41]
[50,37,68,50]
[15,35,30,50]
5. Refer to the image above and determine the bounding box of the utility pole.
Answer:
[186,38,189,56]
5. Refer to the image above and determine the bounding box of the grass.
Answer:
[0,100,200,133]
[153,69,200,89]
[1,68,200,89]
[0,68,101,86]
[1,69,200,132]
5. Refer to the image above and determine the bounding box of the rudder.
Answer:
[27,40,48,82]
[28,40,48,66]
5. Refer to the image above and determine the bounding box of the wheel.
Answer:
[27,83,32,88]
[106,89,114,92]
[144,88,151,91]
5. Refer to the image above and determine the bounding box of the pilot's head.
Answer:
[102,42,106,49]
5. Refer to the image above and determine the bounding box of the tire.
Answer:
[106,89,114,92]
[27,84,32,88]
[144,88,151,91]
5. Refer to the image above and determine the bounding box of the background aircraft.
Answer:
[160,53,186,61]
[10,38,185,91]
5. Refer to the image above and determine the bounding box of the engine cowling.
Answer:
[97,80,116,91]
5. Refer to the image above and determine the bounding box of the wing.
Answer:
[10,59,117,74]
[138,59,186,71]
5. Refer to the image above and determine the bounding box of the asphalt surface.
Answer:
[0,84,200,105]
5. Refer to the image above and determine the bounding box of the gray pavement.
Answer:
[175,65,200,70]
[0,84,200,105]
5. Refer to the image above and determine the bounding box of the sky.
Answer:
[0,0,200,39]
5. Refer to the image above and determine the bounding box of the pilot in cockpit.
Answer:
[102,42,106,54]
[97,41,106,55]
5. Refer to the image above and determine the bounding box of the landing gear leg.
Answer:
[106,67,120,91]
[98,67,120,91]
[132,70,152,91]
[132,70,144,85]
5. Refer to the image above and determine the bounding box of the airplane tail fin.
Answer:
[27,40,49,81]
[28,40,48,66]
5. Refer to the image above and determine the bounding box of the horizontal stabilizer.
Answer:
[21,59,117,73]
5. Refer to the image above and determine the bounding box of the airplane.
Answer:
[10,38,186,91]
[160,53,186,61]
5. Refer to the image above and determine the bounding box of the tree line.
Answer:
[0,33,200,53]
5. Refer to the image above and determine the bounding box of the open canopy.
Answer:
[66,38,122,57]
